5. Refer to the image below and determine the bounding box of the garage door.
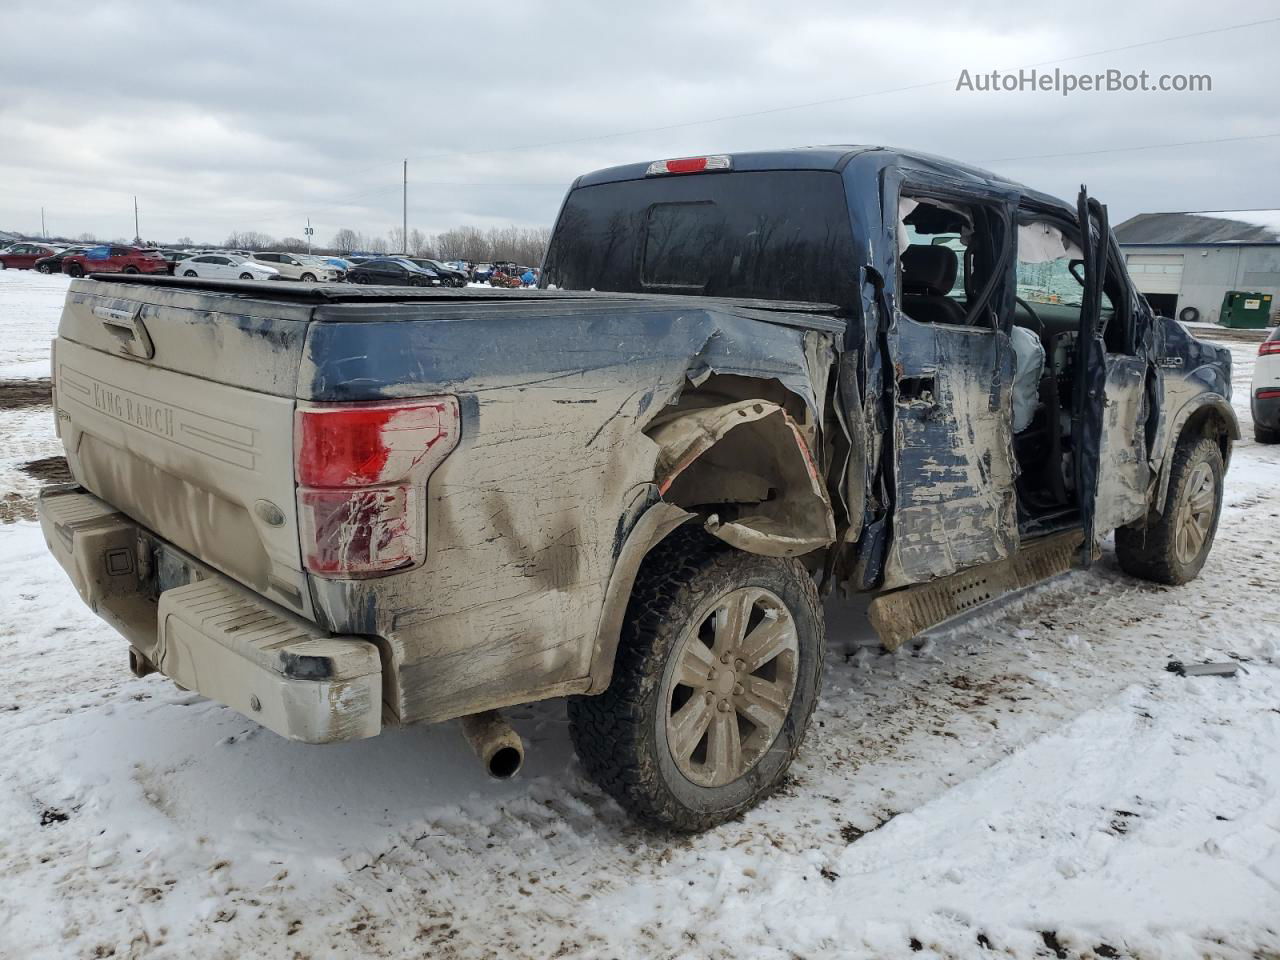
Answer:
[1125,253,1184,295]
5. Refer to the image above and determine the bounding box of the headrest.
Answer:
[901,244,958,297]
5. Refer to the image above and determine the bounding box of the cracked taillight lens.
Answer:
[295,397,459,576]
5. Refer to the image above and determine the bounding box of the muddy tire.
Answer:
[568,528,824,831]
[1256,424,1280,444]
[1116,436,1223,585]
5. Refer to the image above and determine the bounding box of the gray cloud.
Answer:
[1,0,1277,244]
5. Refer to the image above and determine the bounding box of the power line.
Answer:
[984,131,1280,163]
[392,15,1280,168]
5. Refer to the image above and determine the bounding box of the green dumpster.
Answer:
[1219,290,1273,329]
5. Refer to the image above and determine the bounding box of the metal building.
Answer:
[1115,210,1280,324]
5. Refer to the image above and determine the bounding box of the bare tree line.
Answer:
[8,223,553,266]
[327,224,552,264]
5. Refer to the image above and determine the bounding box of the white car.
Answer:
[1252,326,1280,443]
[251,251,341,282]
[176,254,279,281]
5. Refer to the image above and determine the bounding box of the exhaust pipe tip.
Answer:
[459,710,524,779]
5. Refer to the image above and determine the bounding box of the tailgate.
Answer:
[53,279,314,616]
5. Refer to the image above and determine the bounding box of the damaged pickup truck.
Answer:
[40,146,1236,830]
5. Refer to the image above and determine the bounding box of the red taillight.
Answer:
[1257,388,1280,400]
[645,154,732,176]
[1259,340,1280,356]
[295,397,460,576]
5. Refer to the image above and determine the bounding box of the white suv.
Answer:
[1252,325,1280,443]
[251,252,341,282]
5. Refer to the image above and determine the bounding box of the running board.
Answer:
[868,530,1085,651]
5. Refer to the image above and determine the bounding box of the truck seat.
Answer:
[901,245,966,326]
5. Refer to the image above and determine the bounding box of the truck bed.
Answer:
[84,274,845,327]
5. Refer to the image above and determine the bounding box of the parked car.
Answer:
[38,146,1237,832]
[1252,325,1280,443]
[251,251,342,282]
[176,253,280,281]
[0,242,61,270]
[320,256,353,273]
[156,249,196,275]
[422,258,468,287]
[32,246,89,274]
[60,245,168,277]
[346,257,438,285]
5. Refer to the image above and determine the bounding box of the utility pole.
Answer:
[133,196,140,244]
[306,216,313,254]
[41,207,46,239]
[402,159,408,255]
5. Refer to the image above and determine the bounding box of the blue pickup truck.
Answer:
[39,146,1236,830]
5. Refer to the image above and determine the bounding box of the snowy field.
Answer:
[0,268,1278,959]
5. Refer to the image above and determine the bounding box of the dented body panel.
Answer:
[41,145,1234,742]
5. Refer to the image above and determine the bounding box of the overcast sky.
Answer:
[2,0,1277,246]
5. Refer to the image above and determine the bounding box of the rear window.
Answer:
[543,170,857,305]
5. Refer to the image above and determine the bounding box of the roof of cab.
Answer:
[573,144,1071,212]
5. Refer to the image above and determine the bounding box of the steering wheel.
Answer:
[1016,296,1045,336]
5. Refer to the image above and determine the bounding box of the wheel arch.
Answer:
[1152,394,1239,515]
[587,382,836,694]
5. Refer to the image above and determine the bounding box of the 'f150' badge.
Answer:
[1156,356,1184,368]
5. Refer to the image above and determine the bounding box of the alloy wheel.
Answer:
[1174,460,1215,565]
[664,586,799,788]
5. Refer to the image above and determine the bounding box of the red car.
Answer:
[0,242,60,270]
[61,244,169,277]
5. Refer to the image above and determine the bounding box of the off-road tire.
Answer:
[1255,424,1280,444]
[1116,436,1224,585]
[568,528,824,831]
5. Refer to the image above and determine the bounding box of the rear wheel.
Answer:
[182,270,197,277]
[123,266,140,274]
[1116,436,1223,585]
[568,529,824,831]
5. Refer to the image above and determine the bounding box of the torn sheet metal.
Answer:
[650,399,836,558]
[298,302,838,724]
[882,320,1019,588]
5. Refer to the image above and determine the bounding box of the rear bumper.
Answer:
[1253,393,1280,430]
[38,487,383,744]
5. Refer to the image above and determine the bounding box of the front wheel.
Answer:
[300,272,316,282]
[123,266,140,274]
[67,264,84,278]
[568,529,824,831]
[1116,436,1224,585]
[239,272,253,280]
[37,263,51,274]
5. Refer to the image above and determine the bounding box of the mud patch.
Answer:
[0,378,52,410]
[20,455,71,484]
[0,493,36,524]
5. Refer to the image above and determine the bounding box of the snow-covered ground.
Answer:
[1,269,1278,959]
